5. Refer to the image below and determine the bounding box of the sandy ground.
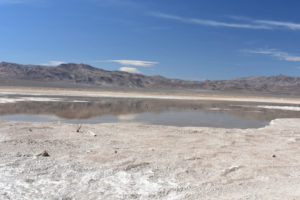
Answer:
[1,119,300,200]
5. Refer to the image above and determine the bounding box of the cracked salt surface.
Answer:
[0,160,181,200]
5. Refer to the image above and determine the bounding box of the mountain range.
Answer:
[1,61,300,95]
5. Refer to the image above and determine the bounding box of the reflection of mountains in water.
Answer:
[0,98,299,121]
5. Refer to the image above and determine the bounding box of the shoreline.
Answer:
[1,87,300,104]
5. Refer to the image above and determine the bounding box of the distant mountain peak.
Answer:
[276,74,288,78]
[56,63,95,70]
[0,61,300,95]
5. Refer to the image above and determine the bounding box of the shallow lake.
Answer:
[0,95,299,129]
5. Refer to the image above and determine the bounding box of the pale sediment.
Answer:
[1,87,300,104]
[0,119,300,199]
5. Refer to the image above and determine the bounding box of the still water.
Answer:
[0,95,299,129]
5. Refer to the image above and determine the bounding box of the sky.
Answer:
[1,0,300,80]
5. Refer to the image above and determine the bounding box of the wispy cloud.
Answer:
[150,12,300,31]
[109,59,159,67]
[119,67,141,74]
[41,61,66,66]
[245,49,300,62]
[151,13,271,30]
[190,18,271,29]
[254,20,300,30]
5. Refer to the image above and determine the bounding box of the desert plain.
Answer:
[0,88,300,200]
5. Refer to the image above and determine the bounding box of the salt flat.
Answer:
[0,119,300,199]
[1,87,300,104]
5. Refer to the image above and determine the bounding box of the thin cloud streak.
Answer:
[109,59,159,67]
[190,18,271,29]
[151,12,272,30]
[255,20,300,30]
[151,12,300,31]
[41,61,66,66]
[245,49,300,62]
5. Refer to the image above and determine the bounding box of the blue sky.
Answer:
[1,0,300,80]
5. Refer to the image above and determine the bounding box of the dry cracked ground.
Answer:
[0,119,300,200]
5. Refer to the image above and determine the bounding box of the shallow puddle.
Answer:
[0,95,299,128]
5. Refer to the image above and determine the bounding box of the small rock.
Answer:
[222,165,241,176]
[287,138,297,143]
[16,152,22,157]
[37,150,50,157]
[76,125,82,133]
[89,130,97,137]
[62,197,73,200]
[25,179,35,183]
